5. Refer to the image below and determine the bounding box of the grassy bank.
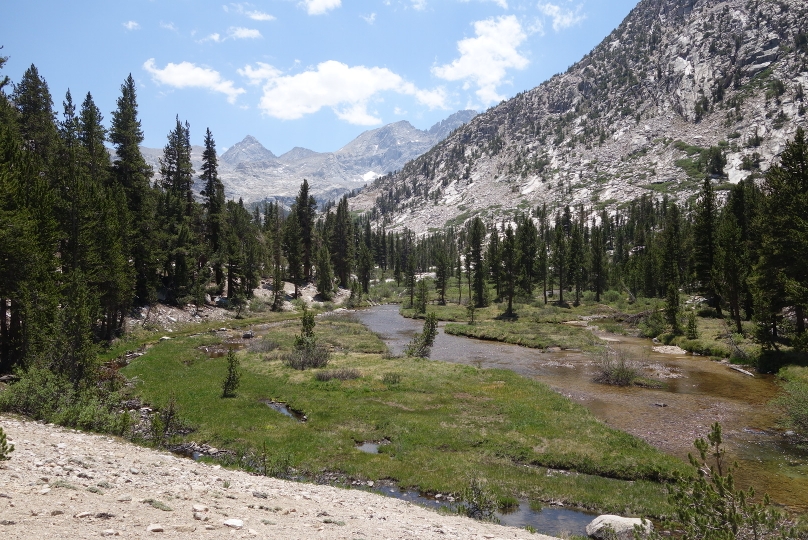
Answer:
[121,312,686,517]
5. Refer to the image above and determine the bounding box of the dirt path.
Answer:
[0,416,558,540]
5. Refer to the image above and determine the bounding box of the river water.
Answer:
[354,305,808,512]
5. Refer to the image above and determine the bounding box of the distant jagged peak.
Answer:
[221,135,277,166]
[427,110,478,140]
[278,146,322,162]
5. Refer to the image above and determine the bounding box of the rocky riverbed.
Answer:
[0,416,557,540]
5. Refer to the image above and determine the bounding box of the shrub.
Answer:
[0,366,131,435]
[686,311,699,339]
[150,393,190,447]
[283,345,331,370]
[404,312,438,358]
[593,347,640,386]
[221,349,241,398]
[638,309,667,338]
[315,368,361,381]
[0,427,13,462]
[772,368,808,436]
[248,337,280,353]
[284,307,332,369]
[645,423,795,540]
[382,372,402,385]
[256,442,293,478]
[459,477,498,522]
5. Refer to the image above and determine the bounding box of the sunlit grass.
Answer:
[121,312,686,516]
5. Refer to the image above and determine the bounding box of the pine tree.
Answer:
[590,223,607,302]
[468,217,487,307]
[221,348,241,398]
[331,196,354,288]
[315,244,334,300]
[77,92,109,185]
[694,177,721,316]
[295,179,317,281]
[552,219,568,305]
[752,127,808,340]
[501,223,517,316]
[200,127,225,289]
[283,207,303,298]
[12,64,58,163]
[515,214,538,296]
[662,204,683,334]
[110,74,156,304]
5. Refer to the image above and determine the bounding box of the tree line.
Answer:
[0,61,423,378]
[1,58,806,382]
[389,131,808,358]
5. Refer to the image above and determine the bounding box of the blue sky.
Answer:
[2,0,637,154]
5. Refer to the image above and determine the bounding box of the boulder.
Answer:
[586,514,652,539]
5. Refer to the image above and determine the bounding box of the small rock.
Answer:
[50,510,64,516]
[101,530,119,537]
[204,524,215,530]
[367,481,374,487]
[39,488,51,495]
[252,491,267,499]
[223,518,244,529]
[193,512,208,521]
[146,523,164,533]
[192,504,208,512]
[116,495,132,502]
[75,512,93,518]
[129,468,140,475]
[159,336,172,341]
[248,529,258,536]
[654,402,667,407]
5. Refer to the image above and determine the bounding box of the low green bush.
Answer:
[315,368,361,382]
[593,348,641,386]
[0,426,13,462]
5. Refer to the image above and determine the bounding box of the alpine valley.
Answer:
[138,110,477,206]
[350,0,808,234]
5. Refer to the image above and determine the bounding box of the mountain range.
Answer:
[139,110,477,205]
[350,0,808,234]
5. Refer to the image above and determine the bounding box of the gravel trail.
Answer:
[0,416,558,540]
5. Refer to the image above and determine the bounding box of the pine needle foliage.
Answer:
[221,349,241,398]
[644,423,796,540]
[0,426,14,462]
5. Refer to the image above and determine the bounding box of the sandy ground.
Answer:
[0,416,559,540]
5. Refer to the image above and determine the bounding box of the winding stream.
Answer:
[354,305,808,511]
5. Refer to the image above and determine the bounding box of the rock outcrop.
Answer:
[351,0,808,234]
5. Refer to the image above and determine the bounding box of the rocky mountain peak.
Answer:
[220,135,277,166]
[351,0,808,235]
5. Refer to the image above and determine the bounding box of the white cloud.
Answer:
[225,3,275,21]
[411,0,428,10]
[202,33,222,43]
[237,62,282,85]
[302,0,341,15]
[247,11,275,21]
[143,59,246,104]
[123,21,140,31]
[362,13,376,24]
[160,21,178,31]
[228,26,262,39]
[241,60,447,124]
[460,0,508,8]
[538,3,585,31]
[432,15,529,105]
